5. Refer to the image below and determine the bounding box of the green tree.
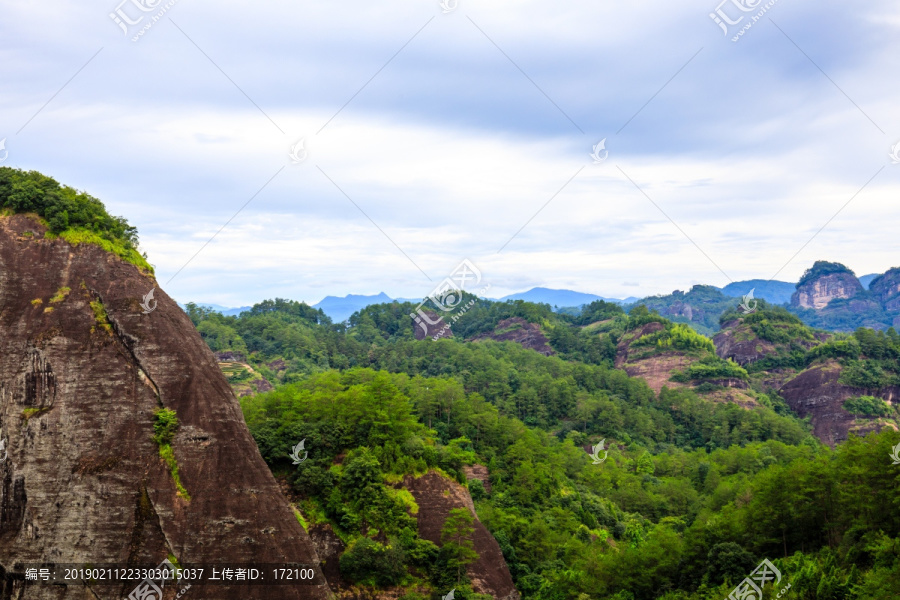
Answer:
[441,508,479,585]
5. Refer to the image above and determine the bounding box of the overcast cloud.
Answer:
[2,0,898,306]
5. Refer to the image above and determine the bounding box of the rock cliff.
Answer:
[777,361,896,446]
[473,317,553,356]
[869,267,900,312]
[0,214,331,599]
[404,471,519,600]
[791,262,863,309]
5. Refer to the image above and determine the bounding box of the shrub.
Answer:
[842,396,893,417]
[153,408,179,445]
[339,537,407,586]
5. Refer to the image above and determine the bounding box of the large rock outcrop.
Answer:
[791,263,863,309]
[869,267,900,312]
[405,471,519,600]
[777,361,896,447]
[0,214,331,599]
[473,317,553,356]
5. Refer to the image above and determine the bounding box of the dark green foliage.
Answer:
[441,508,479,584]
[0,167,139,247]
[339,537,407,586]
[704,542,756,586]
[568,299,624,326]
[625,305,668,331]
[797,261,854,286]
[633,285,738,335]
[467,478,486,501]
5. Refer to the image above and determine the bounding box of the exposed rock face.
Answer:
[307,523,345,593]
[0,215,331,599]
[405,471,519,600]
[713,319,778,366]
[614,322,688,394]
[462,465,491,494]
[776,361,894,447]
[474,317,553,356]
[412,308,453,341]
[870,268,900,312]
[663,300,699,322]
[791,272,863,310]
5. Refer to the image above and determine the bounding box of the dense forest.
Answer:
[187,296,900,600]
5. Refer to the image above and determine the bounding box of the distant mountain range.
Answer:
[186,303,252,316]
[499,287,639,307]
[185,272,887,324]
[312,292,394,323]
[718,280,796,305]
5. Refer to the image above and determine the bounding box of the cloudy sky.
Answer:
[2,0,899,306]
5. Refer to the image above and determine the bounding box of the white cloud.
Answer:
[1,0,899,306]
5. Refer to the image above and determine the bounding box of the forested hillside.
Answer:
[189,296,900,600]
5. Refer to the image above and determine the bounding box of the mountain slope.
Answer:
[0,213,331,599]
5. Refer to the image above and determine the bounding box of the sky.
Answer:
[2,0,899,307]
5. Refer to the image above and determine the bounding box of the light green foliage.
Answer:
[60,229,153,273]
[153,408,179,445]
[842,395,893,417]
[632,322,716,354]
[50,286,70,303]
[153,408,189,499]
[90,300,112,333]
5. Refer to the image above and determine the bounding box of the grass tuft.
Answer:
[59,229,154,275]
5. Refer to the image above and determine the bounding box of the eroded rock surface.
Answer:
[474,317,553,356]
[0,215,331,599]
[791,272,863,310]
[405,471,519,600]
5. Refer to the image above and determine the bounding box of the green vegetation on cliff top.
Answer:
[797,260,855,287]
[0,167,152,273]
